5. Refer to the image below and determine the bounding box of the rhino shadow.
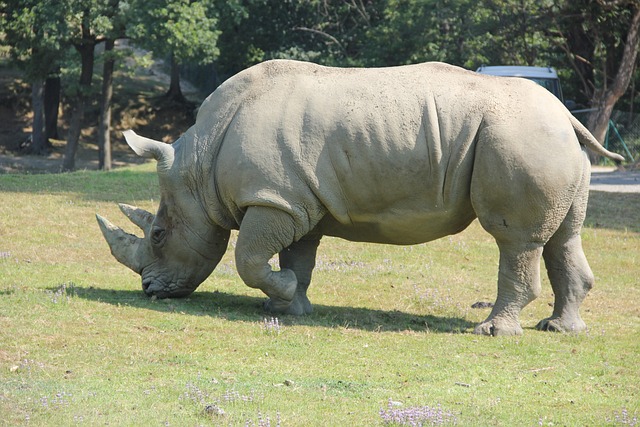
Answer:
[67,286,474,333]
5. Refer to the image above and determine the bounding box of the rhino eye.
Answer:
[151,227,166,245]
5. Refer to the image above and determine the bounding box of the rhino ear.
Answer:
[123,130,174,163]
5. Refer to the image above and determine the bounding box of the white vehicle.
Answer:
[476,65,564,102]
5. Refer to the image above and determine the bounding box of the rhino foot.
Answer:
[535,316,586,333]
[263,290,313,316]
[474,318,523,336]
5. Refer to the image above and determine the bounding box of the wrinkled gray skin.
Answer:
[97,60,624,336]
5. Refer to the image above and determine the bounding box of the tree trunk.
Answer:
[166,52,186,102]
[98,39,115,171]
[44,73,61,141]
[586,6,640,162]
[563,10,596,101]
[62,36,95,171]
[62,98,87,172]
[29,79,48,155]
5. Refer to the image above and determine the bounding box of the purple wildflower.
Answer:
[39,391,72,409]
[262,317,282,335]
[379,398,458,426]
[47,282,76,303]
[245,411,281,427]
[607,408,638,426]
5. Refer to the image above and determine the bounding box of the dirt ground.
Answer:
[0,137,147,173]
[0,58,201,174]
[0,140,146,173]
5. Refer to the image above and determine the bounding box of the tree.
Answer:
[354,0,475,66]
[213,0,557,71]
[4,0,638,170]
[98,38,116,171]
[62,1,130,171]
[586,3,640,147]
[132,0,220,102]
[2,1,134,169]
[555,0,640,161]
[214,0,397,77]
[97,0,130,171]
[2,1,68,154]
[44,70,62,141]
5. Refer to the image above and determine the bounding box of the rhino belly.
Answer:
[315,201,477,245]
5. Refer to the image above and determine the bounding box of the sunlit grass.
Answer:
[0,165,638,425]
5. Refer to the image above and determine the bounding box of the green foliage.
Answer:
[1,1,69,81]
[212,0,639,108]
[132,0,220,65]
[551,0,632,105]
[356,0,481,66]
[215,0,388,73]
[470,0,559,66]
[0,165,638,425]
[219,0,563,70]
[2,0,638,119]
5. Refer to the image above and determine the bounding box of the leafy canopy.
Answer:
[132,0,220,65]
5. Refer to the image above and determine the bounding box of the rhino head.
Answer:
[96,130,230,298]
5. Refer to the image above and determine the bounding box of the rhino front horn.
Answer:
[96,213,143,274]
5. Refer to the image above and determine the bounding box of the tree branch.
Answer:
[597,0,640,8]
[551,27,595,96]
[293,26,344,51]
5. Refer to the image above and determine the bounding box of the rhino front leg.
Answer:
[264,237,321,315]
[474,242,544,336]
[235,206,302,312]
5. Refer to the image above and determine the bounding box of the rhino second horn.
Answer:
[96,214,143,274]
[123,129,174,162]
[118,203,154,237]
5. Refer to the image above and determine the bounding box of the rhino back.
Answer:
[213,61,503,243]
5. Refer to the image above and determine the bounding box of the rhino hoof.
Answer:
[264,297,293,314]
[264,295,312,316]
[474,319,523,336]
[536,317,586,333]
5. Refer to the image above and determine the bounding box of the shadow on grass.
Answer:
[66,286,475,334]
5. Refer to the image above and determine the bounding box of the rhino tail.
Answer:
[568,114,625,163]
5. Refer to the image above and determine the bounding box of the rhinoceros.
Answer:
[97,60,623,336]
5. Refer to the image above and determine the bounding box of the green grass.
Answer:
[1,164,639,426]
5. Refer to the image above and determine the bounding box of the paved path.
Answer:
[590,168,640,193]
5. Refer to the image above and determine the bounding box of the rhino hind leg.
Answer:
[470,125,594,335]
[537,188,593,333]
[536,234,592,333]
[474,242,544,336]
[235,206,302,312]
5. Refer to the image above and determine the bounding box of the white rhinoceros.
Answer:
[97,60,623,336]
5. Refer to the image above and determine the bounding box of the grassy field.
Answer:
[0,163,638,426]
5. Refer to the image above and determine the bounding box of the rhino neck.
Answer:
[174,128,238,231]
